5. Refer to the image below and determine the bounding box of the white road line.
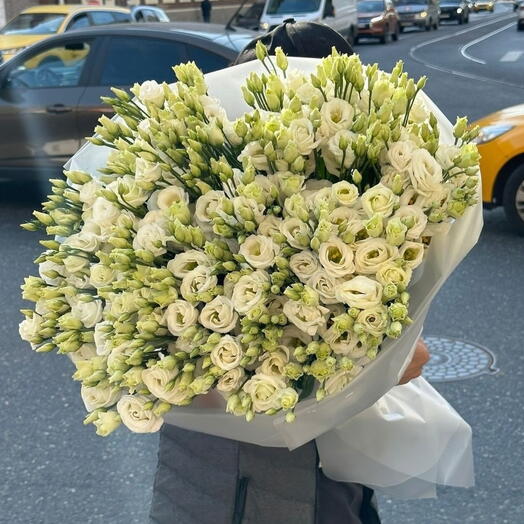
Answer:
[500,50,524,62]
[460,22,516,64]
[409,13,524,90]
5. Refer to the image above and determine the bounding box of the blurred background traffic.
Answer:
[1,1,523,523]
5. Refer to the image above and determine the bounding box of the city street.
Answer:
[1,4,524,523]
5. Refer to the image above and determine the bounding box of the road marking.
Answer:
[500,51,524,62]
[460,22,516,64]
[409,13,524,90]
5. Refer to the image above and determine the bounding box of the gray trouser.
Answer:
[150,424,381,524]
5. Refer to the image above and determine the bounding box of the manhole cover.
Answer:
[422,336,499,382]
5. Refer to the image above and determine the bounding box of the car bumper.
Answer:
[398,18,427,27]
[357,22,387,36]
[440,11,462,20]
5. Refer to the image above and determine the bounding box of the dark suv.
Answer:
[396,0,440,31]
[439,0,470,23]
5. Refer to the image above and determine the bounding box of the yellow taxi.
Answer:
[474,105,524,233]
[0,5,130,63]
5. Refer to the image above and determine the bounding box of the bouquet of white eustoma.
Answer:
[20,45,482,497]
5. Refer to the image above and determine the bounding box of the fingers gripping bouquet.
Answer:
[20,44,480,437]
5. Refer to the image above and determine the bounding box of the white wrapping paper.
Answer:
[66,57,482,497]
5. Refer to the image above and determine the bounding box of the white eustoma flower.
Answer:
[142,366,179,401]
[324,368,361,396]
[239,235,279,270]
[319,98,355,137]
[147,186,188,211]
[89,263,116,288]
[117,394,164,433]
[79,180,101,208]
[357,305,389,337]
[200,94,228,121]
[336,275,383,309]
[435,144,460,170]
[165,300,199,336]
[231,270,270,314]
[319,236,355,278]
[289,250,320,283]
[354,238,398,275]
[217,367,246,394]
[409,97,429,123]
[38,260,64,286]
[91,197,120,228]
[167,250,212,279]
[70,298,103,329]
[280,217,311,249]
[399,241,426,269]
[393,205,428,240]
[133,223,168,257]
[307,270,341,305]
[409,149,444,199]
[257,346,290,377]
[180,266,218,302]
[243,373,287,412]
[135,158,163,184]
[331,181,359,207]
[289,118,320,156]
[321,130,356,176]
[68,343,97,364]
[238,141,270,171]
[63,231,100,253]
[322,325,359,355]
[385,141,417,173]
[94,321,112,356]
[18,313,43,345]
[375,261,412,288]
[257,214,284,240]
[283,300,329,336]
[81,383,121,412]
[210,335,244,371]
[137,80,165,107]
[195,190,225,231]
[279,325,312,348]
[108,175,150,208]
[361,184,399,218]
[199,296,238,334]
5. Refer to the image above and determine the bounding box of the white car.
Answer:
[518,2,524,30]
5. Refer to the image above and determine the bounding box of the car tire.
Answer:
[503,164,524,234]
[459,15,464,24]
[465,15,470,23]
[425,20,431,31]
[433,18,439,29]
[518,23,524,31]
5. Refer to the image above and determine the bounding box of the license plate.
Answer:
[358,23,368,28]
[441,13,450,17]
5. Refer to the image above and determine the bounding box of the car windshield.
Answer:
[395,0,427,4]
[358,1,386,12]
[1,13,66,35]
[266,0,322,15]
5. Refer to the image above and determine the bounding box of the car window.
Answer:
[5,41,92,89]
[67,13,90,31]
[143,9,161,22]
[100,37,187,86]
[112,12,131,23]
[185,45,229,73]
[90,11,118,26]
[0,13,66,35]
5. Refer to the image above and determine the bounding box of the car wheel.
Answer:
[433,18,439,29]
[503,164,524,234]
[425,20,431,31]
[519,23,524,31]
[465,15,470,23]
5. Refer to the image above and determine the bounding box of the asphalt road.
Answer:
[1,7,524,523]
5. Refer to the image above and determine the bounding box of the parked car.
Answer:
[259,0,358,45]
[0,4,170,64]
[472,0,494,11]
[518,1,524,29]
[356,0,400,43]
[395,0,440,31]
[439,0,470,23]
[0,23,254,179]
[234,2,265,31]
[474,105,524,233]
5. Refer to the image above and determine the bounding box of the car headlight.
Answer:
[260,22,269,31]
[475,124,514,144]
[0,47,25,56]
[370,15,384,24]
[418,11,428,18]
[457,7,463,12]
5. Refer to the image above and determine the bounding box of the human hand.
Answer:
[398,338,430,385]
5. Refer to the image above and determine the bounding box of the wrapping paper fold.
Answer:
[66,57,482,498]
